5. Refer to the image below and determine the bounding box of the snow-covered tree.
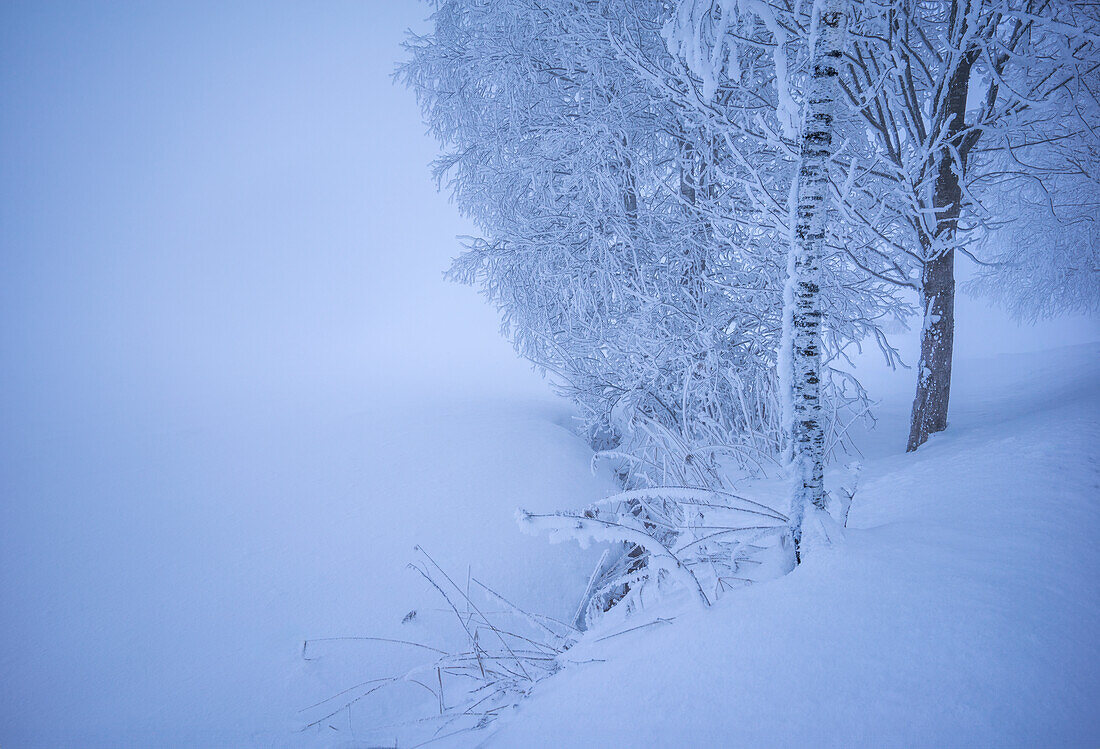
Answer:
[663,0,1100,452]
[403,0,912,613]
[781,0,851,557]
[832,0,1100,449]
[402,0,900,492]
[963,25,1100,322]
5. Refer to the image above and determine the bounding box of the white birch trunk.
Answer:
[781,0,848,560]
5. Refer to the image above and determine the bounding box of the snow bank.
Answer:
[483,344,1100,748]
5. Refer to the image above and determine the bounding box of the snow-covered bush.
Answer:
[520,486,793,625]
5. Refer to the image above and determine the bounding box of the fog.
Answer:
[1,2,541,441]
[1,4,558,746]
[2,1,1094,435]
[1,2,1095,747]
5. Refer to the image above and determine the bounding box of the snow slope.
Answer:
[484,343,1100,748]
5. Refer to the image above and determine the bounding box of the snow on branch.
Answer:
[518,483,791,624]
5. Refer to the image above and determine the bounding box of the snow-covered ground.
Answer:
[0,379,613,748]
[4,339,1095,748]
[2,4,1098,748]
[483,342,1100,748]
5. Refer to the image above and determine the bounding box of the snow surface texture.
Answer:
[482,343,1100,748]
[2,2,1099,747]
[1,389,615,748]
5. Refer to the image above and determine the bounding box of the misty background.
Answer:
[1,2,1095,747]
[2,1,1093,435]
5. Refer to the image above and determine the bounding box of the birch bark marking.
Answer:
[782,0,849,559]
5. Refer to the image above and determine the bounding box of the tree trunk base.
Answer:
[907,250,955,452]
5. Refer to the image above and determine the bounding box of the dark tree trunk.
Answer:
[907,31,977,453]
[907,246,956,451]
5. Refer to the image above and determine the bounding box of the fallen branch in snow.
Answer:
[594,616,677,643]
